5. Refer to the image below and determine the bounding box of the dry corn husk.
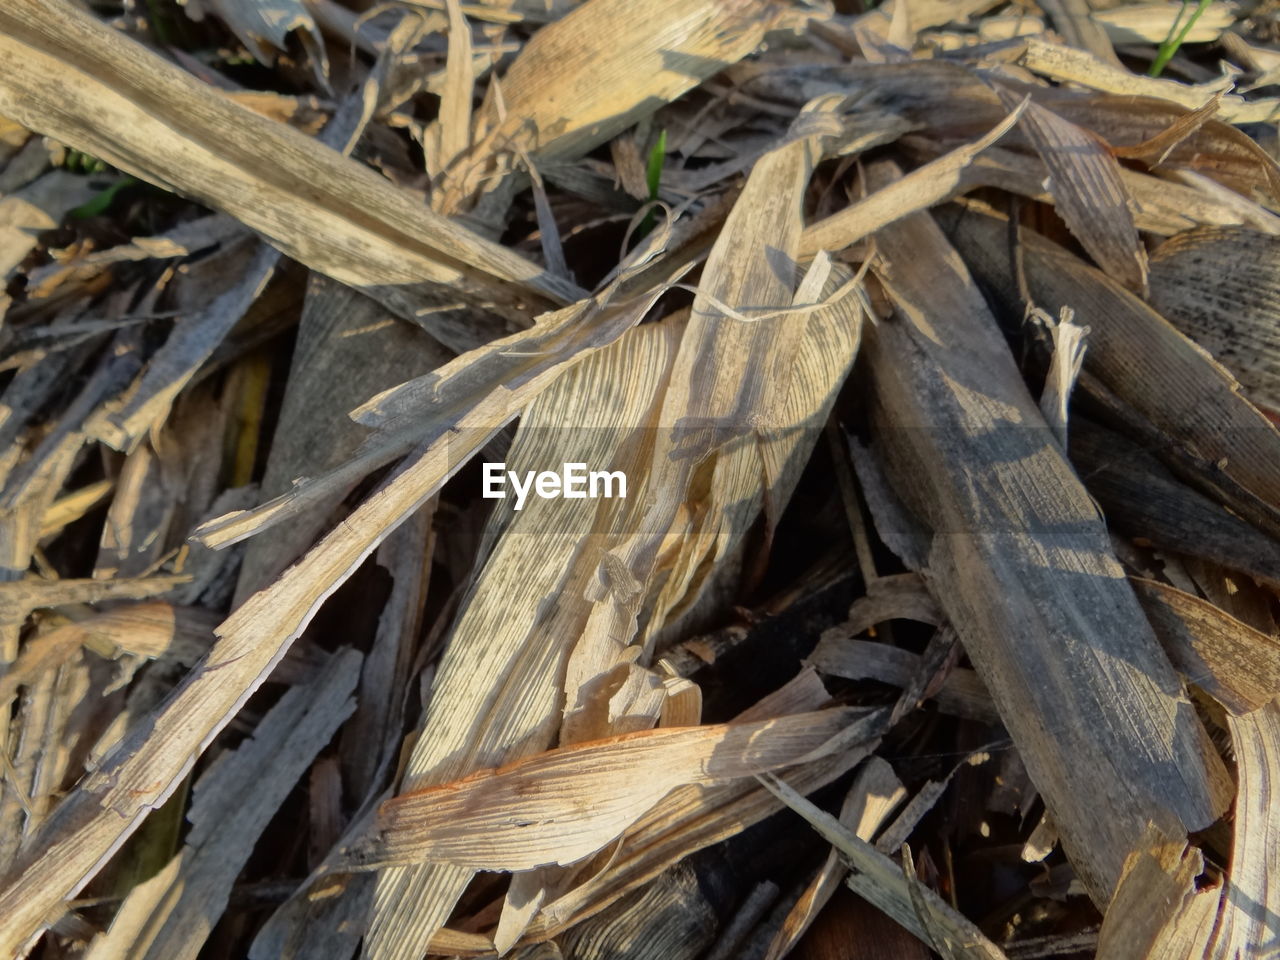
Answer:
[0,281,669,955]
[352,708,858,872]
[364,96,862,959]
[516,682,886,948]
[1148,227,1280,414]
[1069,419,1280,588]
[1094,823,1220,959]
[1098,689,1280,957]
[992,86,1147,294]
[940,204,1280,540]
[1015,36,1280,124]
[230,276,452,602]
[762,757,907,960]
[5,2,1280,955]
[0,0,583,325]
[489,0,773,162]
[1133,578,1280,716]
[81,648,360,960]
[760,772,1007,960]
[1092,2,1235,46]
[185,0,329,85]
[435,0,776,211]
[863,173,1229,904]
[1213,703,1280,958]
[361,318,686,959]
[0,602,215,705]
[951,143,1280,236]
[734,59,1280,200]
[799,102,1025,257]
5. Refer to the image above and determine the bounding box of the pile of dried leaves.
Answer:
[1,0,1279,957]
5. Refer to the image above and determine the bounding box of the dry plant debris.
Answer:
[0,0,1278,958]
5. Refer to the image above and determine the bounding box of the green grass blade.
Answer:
[1149,0,1213,78]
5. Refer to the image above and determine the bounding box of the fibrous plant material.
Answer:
[1,0,1279,957]
[353,708,861,872]
[0,0,583,322]
[941,204,1280,540]
[360,93,863,960]
[860,174,1229,904]
[81,648,361,960]
[1147,226,1280,413]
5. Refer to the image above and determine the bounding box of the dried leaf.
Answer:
[0,575,190,627]
[230,275,450,602]
[940,204,1280,541]
[1043,94,1280,203]
[434,0,475,176]
[1037,308,1088,446]
[351,708,858,872]
[953,142,1280,236]
[809,638,997,724]
[993,86,1147,294]
[1093,3,1234,45]
[1212,704,1280,957]
[355,95,864,956]
[0,602,214,705]
[0,295,687,955]
[748,59,1280,201]
[831,572,942,635]
[867,176,1230,903]
[759,772,1007,960]
[363,318,685,958]
[95,240,278,452]
[800,100,1024,257]
[485,0,773,163]
[82,648,360,960]
[1037,0,1119,67]
[1069,418,1280,588]
[1016,36,1277,125]
[0,171,97,281]
[0,0,583,325]
[1148,226,1280,413]
[1110,92,1225,167]
[193,248,685,553]
[190,0,330,84]
[1095,823,1220,959]
[517,707,887,947]
[762,757,906,960]
[1133,578,1280,716]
